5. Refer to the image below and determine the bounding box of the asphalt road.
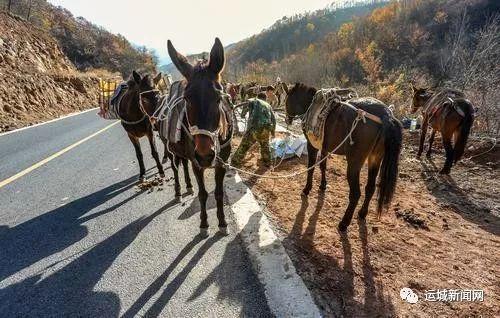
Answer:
[0,110,272,317]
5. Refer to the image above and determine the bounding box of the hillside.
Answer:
[234,0,499,135]
[1,0,157,77]
[225,0,387,76]
[0,12,99,132]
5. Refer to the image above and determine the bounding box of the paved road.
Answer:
[0,110,272,317]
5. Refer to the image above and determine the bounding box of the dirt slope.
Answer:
[0,12,99,132]
[233,129,499,317]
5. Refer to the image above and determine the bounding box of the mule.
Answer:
[141,38,233,235]
[118,71,165,182]
[226,82,241,104]
[411,86,474,174]
[286,83,403,231]
[275,81,289,107]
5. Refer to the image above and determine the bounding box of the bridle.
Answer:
[139,88,164,124]
[139,86,233,167]
[185,90,232,167]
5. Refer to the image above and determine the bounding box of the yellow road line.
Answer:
[0,121,120,189]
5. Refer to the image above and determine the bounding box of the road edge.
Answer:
[0,107,98,137]
[225,173,322,318]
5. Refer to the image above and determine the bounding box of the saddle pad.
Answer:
[302,89,339,150]
[158,81,186,144]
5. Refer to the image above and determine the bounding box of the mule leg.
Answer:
[147,130,165,178]
[358,157,381,220]
[215,165,228,234]
[162,144,168,164]
[417,118,428,158]
[170,155,182,198]
[193,167,209,234]
[338,162,362,232]
[426,130,436,158]
[302,142,318,196]
[319,152,328,192]
[183,159,193,194]
[439,135,454,175]
[128,134,146,182]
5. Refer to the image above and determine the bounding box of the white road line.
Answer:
[0,107,99,137]
[0,121,119,189]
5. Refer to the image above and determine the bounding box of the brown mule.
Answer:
[286,83,403,231]
[411,86,475,174]
[140,38,233,235]
[119,71,165,182]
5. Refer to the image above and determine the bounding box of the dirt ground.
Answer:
[231,129,499,317]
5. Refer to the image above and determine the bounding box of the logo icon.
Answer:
[400,287,418,304]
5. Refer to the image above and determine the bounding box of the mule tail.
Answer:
[453,99,474,163]
[377,116,403,216]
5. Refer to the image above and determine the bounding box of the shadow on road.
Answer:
[0,199,177,317]
[123,175,272,317]
[0,176,141,282]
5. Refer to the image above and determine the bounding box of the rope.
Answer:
[465,138,497,160]
[217,112,365,179]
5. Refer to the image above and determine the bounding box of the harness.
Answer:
[139,85,233,168]
[118,91,147,125]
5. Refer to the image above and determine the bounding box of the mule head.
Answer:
[168,38,226,167]
[285,82,317,125]
[410,83,433,113]
[134,71,162,125]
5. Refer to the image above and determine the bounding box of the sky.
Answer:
[48,0,336,64]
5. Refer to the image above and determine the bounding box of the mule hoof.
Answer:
[162,158,168,164]
[199,227,209,237]
[174,195,182,203]
[218,226,229,236]
[301,189,310,197]
[186,187,194,195]
[159,173,165,179]
[319,185,327,192]
[138,176,146,184]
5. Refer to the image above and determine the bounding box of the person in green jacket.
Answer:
[232,93,276,167]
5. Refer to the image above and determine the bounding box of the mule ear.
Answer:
[153,73,162,86]
[209,37,225,74]
[132,70,141,84]
[167,40,193,80]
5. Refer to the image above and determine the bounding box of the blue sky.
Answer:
[48,0,337,64]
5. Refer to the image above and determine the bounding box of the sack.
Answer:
[99,81,127,120]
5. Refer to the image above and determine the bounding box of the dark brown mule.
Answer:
[143,38,233,235]
[411,86,475,174]
[286,83,403,231]
[225,82,241,104]
[118,71,165,182]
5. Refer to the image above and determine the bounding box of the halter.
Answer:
[184,90,232,167]
[138,89,161,124]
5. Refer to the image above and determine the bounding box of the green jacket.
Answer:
[241,98,276,135]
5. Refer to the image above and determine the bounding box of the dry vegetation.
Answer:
[227,0,499,136]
